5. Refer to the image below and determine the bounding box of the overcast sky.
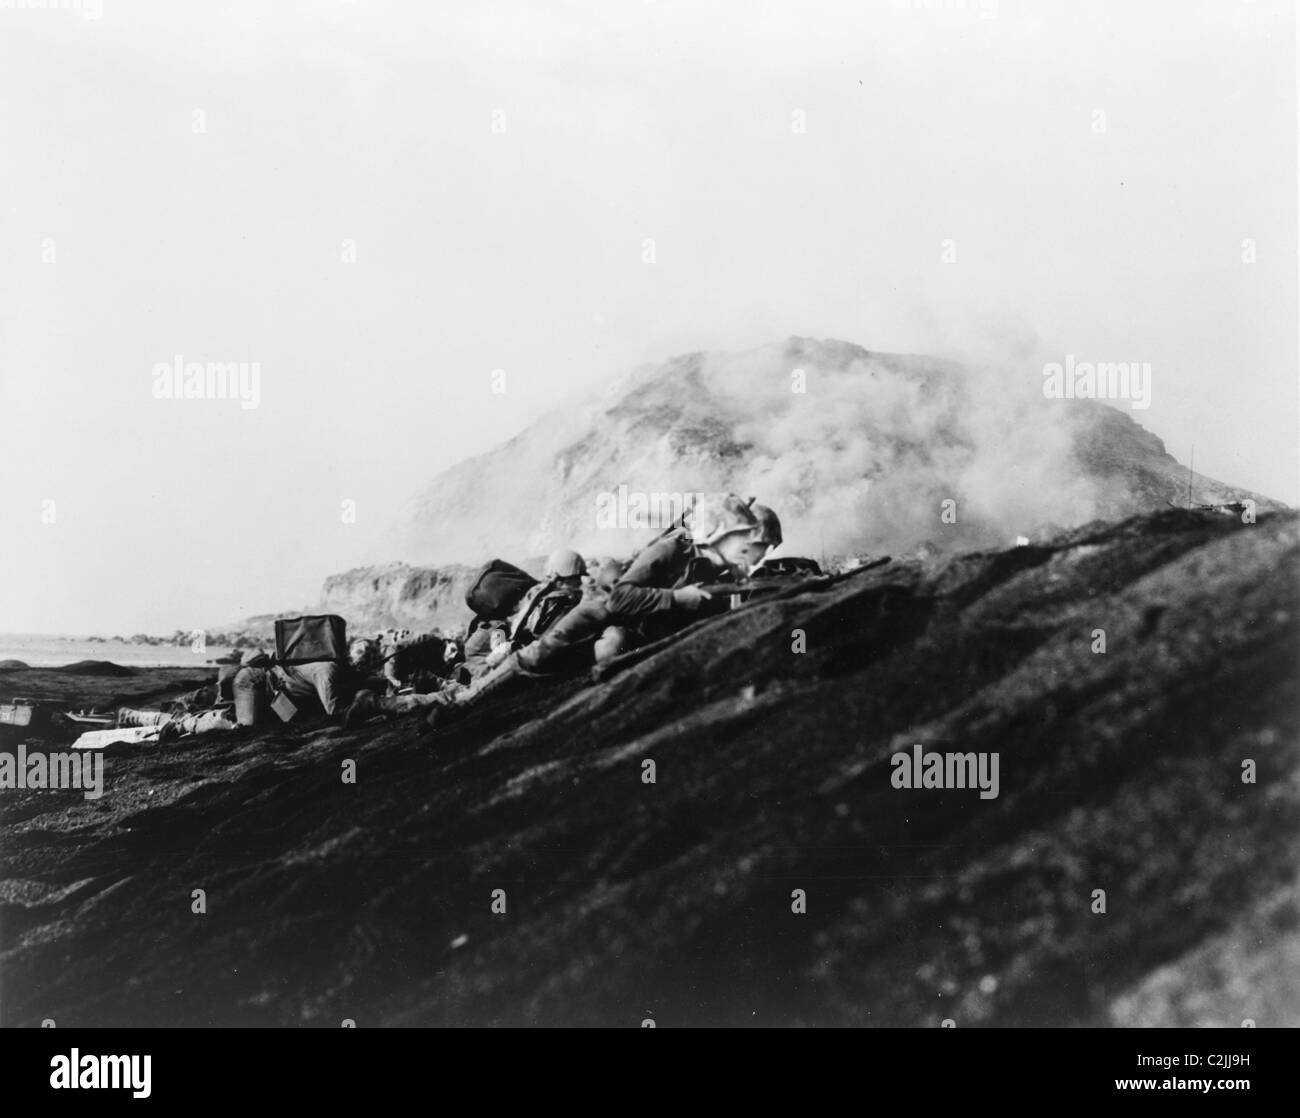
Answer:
[0,0,1295,635]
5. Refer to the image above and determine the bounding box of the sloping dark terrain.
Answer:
[2,509,1297,1027]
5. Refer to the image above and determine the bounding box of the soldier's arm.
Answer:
[605,538,687,615]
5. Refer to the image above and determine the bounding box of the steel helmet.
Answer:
[545,548,587,579]
[684,493,758,547]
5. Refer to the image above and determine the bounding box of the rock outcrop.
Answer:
[318,562,482,635]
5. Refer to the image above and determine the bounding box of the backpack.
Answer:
[465,559,538,621]
[511,581,584,645]
[274,614,348,665]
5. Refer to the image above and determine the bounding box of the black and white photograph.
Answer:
[0,0,1296,1069]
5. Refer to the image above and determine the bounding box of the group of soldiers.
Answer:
[412,492,782,731]
[149,492,782,740]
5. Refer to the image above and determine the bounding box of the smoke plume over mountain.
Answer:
[387,338,1280,567]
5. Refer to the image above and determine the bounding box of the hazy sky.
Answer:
[1,0,1296,634]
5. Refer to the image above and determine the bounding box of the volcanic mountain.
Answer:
[384,337,1283,570]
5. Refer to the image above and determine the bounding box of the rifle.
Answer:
[696,554,890,605]
[691,579,801,610]
[589,557,891,683]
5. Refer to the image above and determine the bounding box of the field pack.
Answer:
[465,559,538,621]
[274,615,348,665]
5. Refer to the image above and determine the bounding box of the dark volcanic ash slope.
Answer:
[386,337,1284,568]
[2,509,1297,1027]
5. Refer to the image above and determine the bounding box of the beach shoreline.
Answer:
[0,635,240,670]
[0,664,215,723]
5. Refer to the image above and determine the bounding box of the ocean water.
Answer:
[0,634,235,669]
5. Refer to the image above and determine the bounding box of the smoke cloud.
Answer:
[391,338,1108,566]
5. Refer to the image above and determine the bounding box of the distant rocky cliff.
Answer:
[318,562,483,635]
[211,562,509,643]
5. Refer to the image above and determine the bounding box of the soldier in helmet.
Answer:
[544,548,586,581]
[482,547,590,672]
[426,495,782,729]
